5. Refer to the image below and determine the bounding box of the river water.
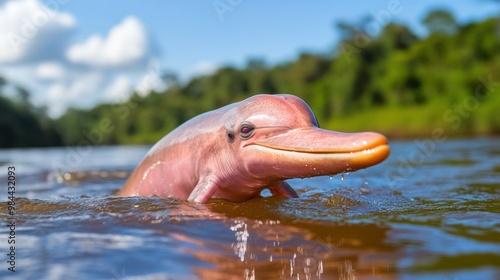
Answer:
[0,137,499,279]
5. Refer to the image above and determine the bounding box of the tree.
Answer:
[422,9,458,35]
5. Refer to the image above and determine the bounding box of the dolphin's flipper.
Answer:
[188,179,219,203]
[269,181,299,198]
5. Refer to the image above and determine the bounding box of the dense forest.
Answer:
[1,10,499,148]
[0,78,62,147]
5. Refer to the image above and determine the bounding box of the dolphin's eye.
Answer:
[239,124,254,139]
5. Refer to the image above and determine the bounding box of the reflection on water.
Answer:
[0,138,499,279]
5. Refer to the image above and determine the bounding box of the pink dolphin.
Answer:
[118,94,390,203]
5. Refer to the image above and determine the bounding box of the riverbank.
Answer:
[326,98,500,139]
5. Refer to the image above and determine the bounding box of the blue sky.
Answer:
[0,0,498,116]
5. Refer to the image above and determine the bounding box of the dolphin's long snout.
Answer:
[246,127,390,177]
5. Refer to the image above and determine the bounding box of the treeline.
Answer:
[1,10,499,147]
[0,80,62,148]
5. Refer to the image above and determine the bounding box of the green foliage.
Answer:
[422,9,458,35]
[0,95,63,148]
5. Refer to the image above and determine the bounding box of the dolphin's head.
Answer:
[222,94,390,186]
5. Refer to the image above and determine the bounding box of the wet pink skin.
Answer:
[118,94,390,203]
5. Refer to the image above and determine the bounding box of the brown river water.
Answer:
[0,137,499,279]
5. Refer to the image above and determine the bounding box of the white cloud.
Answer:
[134,59,166,96]
[36,61,65,80]
[44,71,105,116]
[44,83,68,117]
[190,60,220,77]
[0,0,75,63]
[66,16,153,69]
[104,75,132,102]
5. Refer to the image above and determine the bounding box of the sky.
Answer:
[0,0,498,117]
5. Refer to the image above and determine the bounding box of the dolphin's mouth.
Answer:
[253,136,388,154]
[245,128,390,174]
[250,127,388,153]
